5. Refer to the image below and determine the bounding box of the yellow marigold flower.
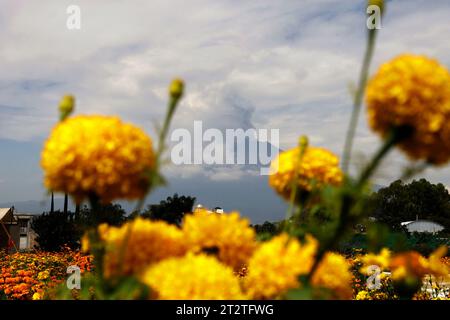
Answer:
[183,209,257,269]
[311,252,353,300]
[427,246,449,278]
[389,251,429,281]
[32,292,43,300]
[100,217,186,278]
[243,233,318,299]
[81,233,90,253]
[37,270,50,281]
[41,115,155,203]
[366,54,450,164]
[355,290,371,300]
[142,253,246,300]
[269,146,343,200]
[360,248,391,274]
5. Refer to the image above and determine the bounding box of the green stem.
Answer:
[133,96,181,213]
[306,193,352,282]
[156,99,178,162]
[285,144,307,232]
[342,29,377,174]
[308,128,406,282]
[88,194,104,280]
[356,129,399,189]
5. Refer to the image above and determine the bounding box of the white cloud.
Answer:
[1,0,450,187]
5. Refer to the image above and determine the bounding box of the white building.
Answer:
[401,220,445,234]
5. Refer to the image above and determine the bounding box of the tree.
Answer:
[31,210,80,251]
[32,203,127,251]
[252,221,278,235]
[76,203,127,230]
[369,179,450,232]
[142,194,196,226]
[64,193,69,215]
[50,192,55,214]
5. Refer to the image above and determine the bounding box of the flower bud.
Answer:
[368,0,384,15]
[59,95,75,121]
[298,135,309,151]
[169,78,184,100]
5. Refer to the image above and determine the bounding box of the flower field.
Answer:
[0,249,93,300]
[1,241,448,300]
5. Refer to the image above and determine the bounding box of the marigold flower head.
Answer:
[390,247,449,283]
[243,233,318,299]
[269,146,343,200]
[183,209,257,269]
[311,252,353,300]
[426,246,449,278]
[32,292,43,300]
[355,290,371,300]
[389,251,429,281]
[366,54,450,164]
[99,217,186,278]
[41,115,155,203]
[141,253,247,300]
[360,248,391,274]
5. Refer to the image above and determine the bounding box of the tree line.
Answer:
[31,179,450,254]
[31,194,196,251]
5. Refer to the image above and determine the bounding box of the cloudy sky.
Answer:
[1,0,450,223]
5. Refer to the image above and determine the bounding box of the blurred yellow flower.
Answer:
[37,271,49,281]
[32,292,43,300]
[81,233,90,253]
[427,246,449,278]
[142,253,246,300]
[183,210,257,269]
[366,54,450,164]
[389,251,429,281]
[243,233,318,299]
[269,146,343,200]
[41,115,155,203]
[360,248,391,274]
[311,252,353,300]
[100,218,186,278]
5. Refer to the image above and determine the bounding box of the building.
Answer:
[194,204,224,214]
[15,213,37,250]
[401,219,445,234]
[0,207,37,252]
[0,207,16,250]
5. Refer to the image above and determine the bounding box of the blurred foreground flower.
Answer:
[41,115,155,203]
[366,54,450,164]
[390,247,449,282]
[142,253,246,300]
[183,209,257,269]
[311,252,353,299]
[96,218,186,278]
[269,145,343,200]
[243,233,318,299]
[360,248,391,274]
